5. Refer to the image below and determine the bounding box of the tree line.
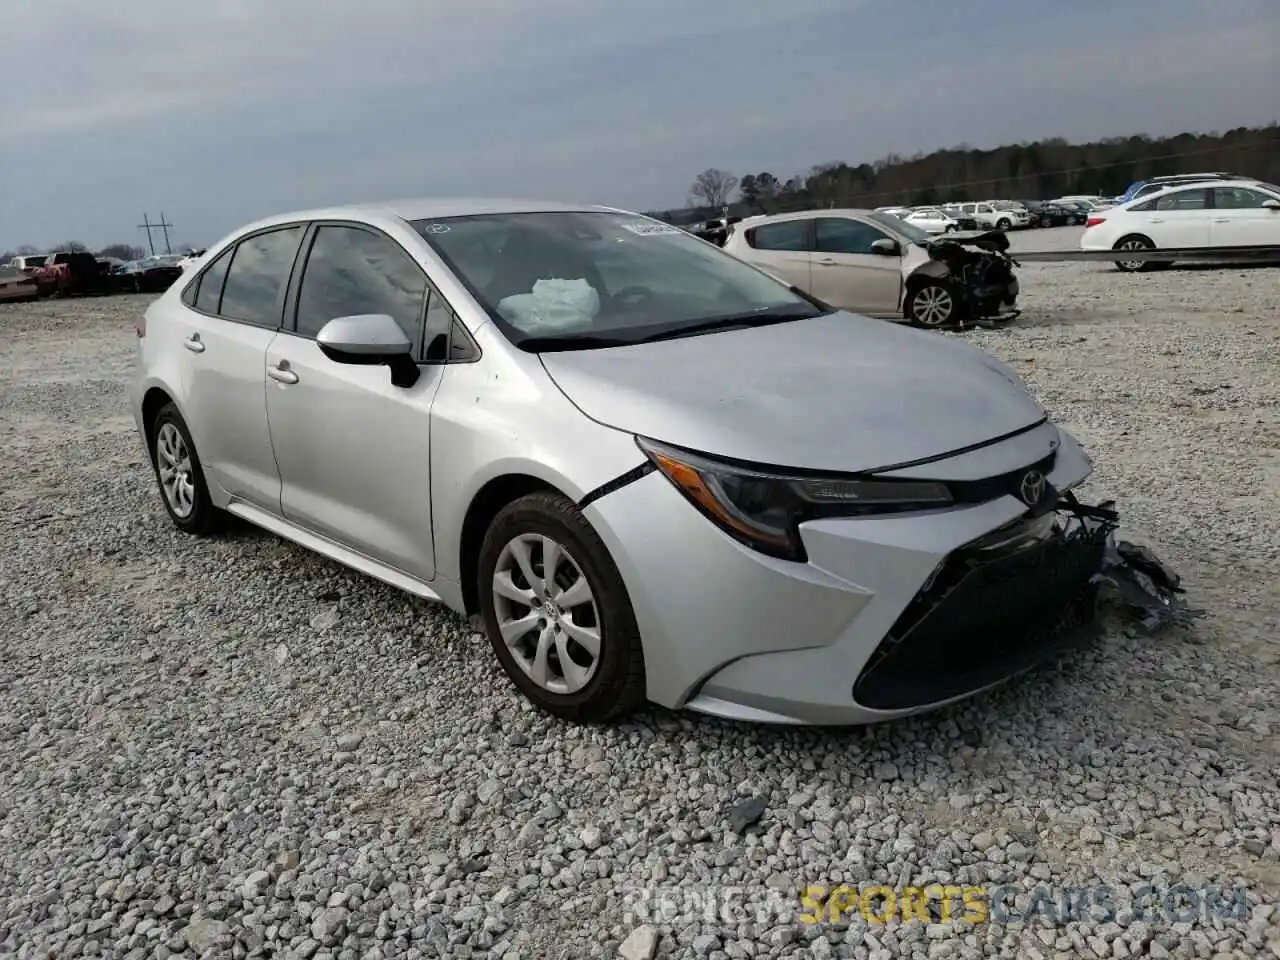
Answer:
[662,124,1279,222]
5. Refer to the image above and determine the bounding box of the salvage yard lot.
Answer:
[1,235,1278,958]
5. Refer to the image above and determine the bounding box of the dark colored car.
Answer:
[32,251,110,296]
[116,255,185,293]
[1023,201,1076,228]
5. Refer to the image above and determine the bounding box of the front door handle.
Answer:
[1148,217,1164,223]
[268,362,299,385]
[1213,218,1230,223]
[183,334,205,353]
[816,258,839,266]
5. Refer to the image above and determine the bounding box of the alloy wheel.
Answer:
[492,533,601,694]
[155,422,196,518]
[912,285,954,327]
[1115,238,1150,272]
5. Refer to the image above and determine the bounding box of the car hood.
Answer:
[539,312,1047,473]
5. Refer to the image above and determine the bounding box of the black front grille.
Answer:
[852,517,1107,710]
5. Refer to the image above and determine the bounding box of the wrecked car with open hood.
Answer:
[721,209,1020,329]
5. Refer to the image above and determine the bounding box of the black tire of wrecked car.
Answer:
[904,277,963,329]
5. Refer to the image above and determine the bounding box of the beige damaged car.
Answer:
[721,209,1020,329]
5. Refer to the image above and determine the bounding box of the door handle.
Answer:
[268,362,299,385]
[183,334,205,353]
[1148,218,1164,223]
[816,258,839,266]
[1213,218,1230,223]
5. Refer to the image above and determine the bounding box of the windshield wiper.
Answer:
[516,334,633,353]
[638,307,821,344]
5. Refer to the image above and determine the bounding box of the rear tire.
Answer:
[1113,234,1156,273]
[478,491,646,723]
[149,403,222,535]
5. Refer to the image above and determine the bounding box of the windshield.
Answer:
[867,211,929,243]
[413,211,825,349]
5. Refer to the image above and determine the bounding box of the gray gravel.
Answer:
[1,240,1279,959]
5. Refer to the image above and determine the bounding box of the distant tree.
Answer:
[693,123,1279,212]
[50,241,89,253]
[16,244,40,255]
[688,168,739,210]
[99,243,146,261]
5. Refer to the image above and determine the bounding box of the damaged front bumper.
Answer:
[682,493,1194,726]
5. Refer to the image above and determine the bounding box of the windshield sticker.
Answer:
[422,223,451,234]
[620,221,681,236]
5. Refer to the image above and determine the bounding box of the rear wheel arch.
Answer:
[142,387,175,450]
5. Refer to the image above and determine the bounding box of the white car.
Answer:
[944,202,1025,231]
[1080,180,1280,271]
[901,208,960,234]
[721,209,1020,326]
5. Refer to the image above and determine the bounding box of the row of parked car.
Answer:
[0,250,200,303]
[874,197,1111,234]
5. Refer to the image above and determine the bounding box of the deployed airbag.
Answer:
[497,278,601,334]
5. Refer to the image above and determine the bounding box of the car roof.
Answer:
[738,208,877,225]
[1124,179,1272,203]
[234,197,624,235]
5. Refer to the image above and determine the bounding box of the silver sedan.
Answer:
[131,198,1107,725]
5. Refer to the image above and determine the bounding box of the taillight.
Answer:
[1085,216,1106,228]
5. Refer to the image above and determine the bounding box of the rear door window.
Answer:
[1154,189,1209,211]
[747,220,811,251]
[191,247,234,313]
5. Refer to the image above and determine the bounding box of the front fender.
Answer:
[428,344,650,589]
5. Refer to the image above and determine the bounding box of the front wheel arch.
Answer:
[459,474,562,617]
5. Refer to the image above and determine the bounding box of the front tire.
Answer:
[478,491,645,723]
[906,281,959,328]
[996,218,1011,230]
[1112,234,1156,273]
[149,403,222,535]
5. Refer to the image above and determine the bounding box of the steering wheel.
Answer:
[613,285,657,307]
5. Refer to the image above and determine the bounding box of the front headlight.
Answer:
[636,437,953,562]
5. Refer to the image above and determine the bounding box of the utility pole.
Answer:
[137,212,175,255]
[158,212,173,255]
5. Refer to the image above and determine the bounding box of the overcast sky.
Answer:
[2,0,1276,251]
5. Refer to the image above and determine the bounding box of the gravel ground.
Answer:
[1,233,1278,960]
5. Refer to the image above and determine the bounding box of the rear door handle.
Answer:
[183,333,205,353]
[268,362,299,385]
[816,258,839,266]
[1213,218,1230,223]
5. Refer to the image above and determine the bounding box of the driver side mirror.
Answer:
[1263,199,1280,210]
[316,313,420,388]
[869,238,900,256]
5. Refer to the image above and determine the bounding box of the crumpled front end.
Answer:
[849,493,1195,713]
[910,232,1022,328]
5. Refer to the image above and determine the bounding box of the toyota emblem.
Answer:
[1019,470,1046,506]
